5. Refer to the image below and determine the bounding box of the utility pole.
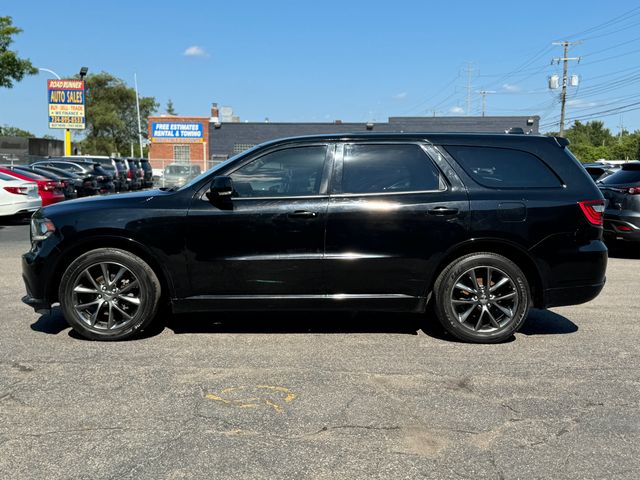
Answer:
[617,115,624,142]
[465,63,474,116]
[134,73,144,158]
[477,90,495,117]
[552,41,581,136]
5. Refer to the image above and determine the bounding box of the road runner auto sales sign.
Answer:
[47,80,85,129]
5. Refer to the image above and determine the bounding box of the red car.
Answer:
[0,166,66,206]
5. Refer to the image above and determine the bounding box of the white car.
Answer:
[0,172,41,217]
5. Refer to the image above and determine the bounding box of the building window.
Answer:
[173,145,191,163]
[233,143,255,154]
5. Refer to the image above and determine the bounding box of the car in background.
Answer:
[0,166,66,206]
[163,163,201,188]
[30,165,96,197]
[139,159,154,188]
[9,165,78,200]
[0,172,41,217]
[125,158,145,189]
[33,159,115,194]
[67,156,128,192]
[121,158,142,190]
[598,161,640,242]
[582,162,620,182]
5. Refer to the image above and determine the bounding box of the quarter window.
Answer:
[230,146,327,197]
[341,144,442,194]
[445,146,561,188]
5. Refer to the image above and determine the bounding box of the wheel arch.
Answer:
[428,238,545,308]
[48,232,175,305]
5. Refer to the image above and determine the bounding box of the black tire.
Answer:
[59,248,161,341]
[432,252,530,343]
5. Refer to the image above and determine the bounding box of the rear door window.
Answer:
[341,144,442,194]
[445,146,561,188]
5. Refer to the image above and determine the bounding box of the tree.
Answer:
[166,99,177,115]
[0,16,37,88]
[78,72,158,155]
[0,124,33,137]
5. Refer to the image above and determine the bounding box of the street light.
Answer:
[79,67,88,79]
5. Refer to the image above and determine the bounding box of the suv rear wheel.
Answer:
[433,253,530,343]
[59,248,161,341]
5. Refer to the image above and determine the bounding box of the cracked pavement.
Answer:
[1,220,639,479]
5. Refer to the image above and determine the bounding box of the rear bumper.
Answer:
[544,280,606,308]
[603,211,640,242]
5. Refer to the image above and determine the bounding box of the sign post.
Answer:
[47,79,86,155]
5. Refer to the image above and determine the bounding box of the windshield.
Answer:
[165,165,199,175]
[177,145,264,191]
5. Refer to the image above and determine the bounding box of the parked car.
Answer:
[67,156,128,192]
[29,165,96,197]
[0,172,41,216]
[163,163,202,188]
[120,158,142,190]
[125,158,145,189]
[10,165,78,200]
[33,159,115,194]
[0,166,66,206]
[582,162,619,182]
[22,133,607,342]
[139,158,154,188]
[598,161,640,242]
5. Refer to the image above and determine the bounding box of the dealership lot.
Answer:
[1,218,639,479]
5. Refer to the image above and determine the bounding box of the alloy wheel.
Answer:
[71,262,142,331]
[449,266,519,334]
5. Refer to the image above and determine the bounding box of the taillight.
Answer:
[127,170,133,179]
[41,181,57,191]
[615,225,634,232]
[578,200,605,226]
[3,186,28,195]
[628,186,640,195]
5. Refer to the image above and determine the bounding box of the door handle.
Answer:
[428,206,459,216]
[288,210,317,219]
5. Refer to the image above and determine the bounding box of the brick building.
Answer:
[148,103,539,169]
[147,115,210,171]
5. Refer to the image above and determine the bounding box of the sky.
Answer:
[2,0,640,140]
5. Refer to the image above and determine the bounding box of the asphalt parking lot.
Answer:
[1,217,639,480]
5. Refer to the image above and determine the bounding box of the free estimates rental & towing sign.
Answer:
[151,122,203,142]
[48,80,85,129]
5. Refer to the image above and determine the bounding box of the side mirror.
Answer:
[207,176,234,202]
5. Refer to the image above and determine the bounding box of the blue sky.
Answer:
[2,0,640,139]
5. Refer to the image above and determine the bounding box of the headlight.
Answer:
[31,217,56,242]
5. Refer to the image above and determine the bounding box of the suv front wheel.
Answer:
[59,248,161,341]
[433,253,531,343]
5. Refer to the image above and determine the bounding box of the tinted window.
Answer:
[231,146,327,197]
[342,144,441,194]
[600,167,640,185]
[445,146,561,188]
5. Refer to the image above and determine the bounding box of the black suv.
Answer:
[22,133,607,343]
